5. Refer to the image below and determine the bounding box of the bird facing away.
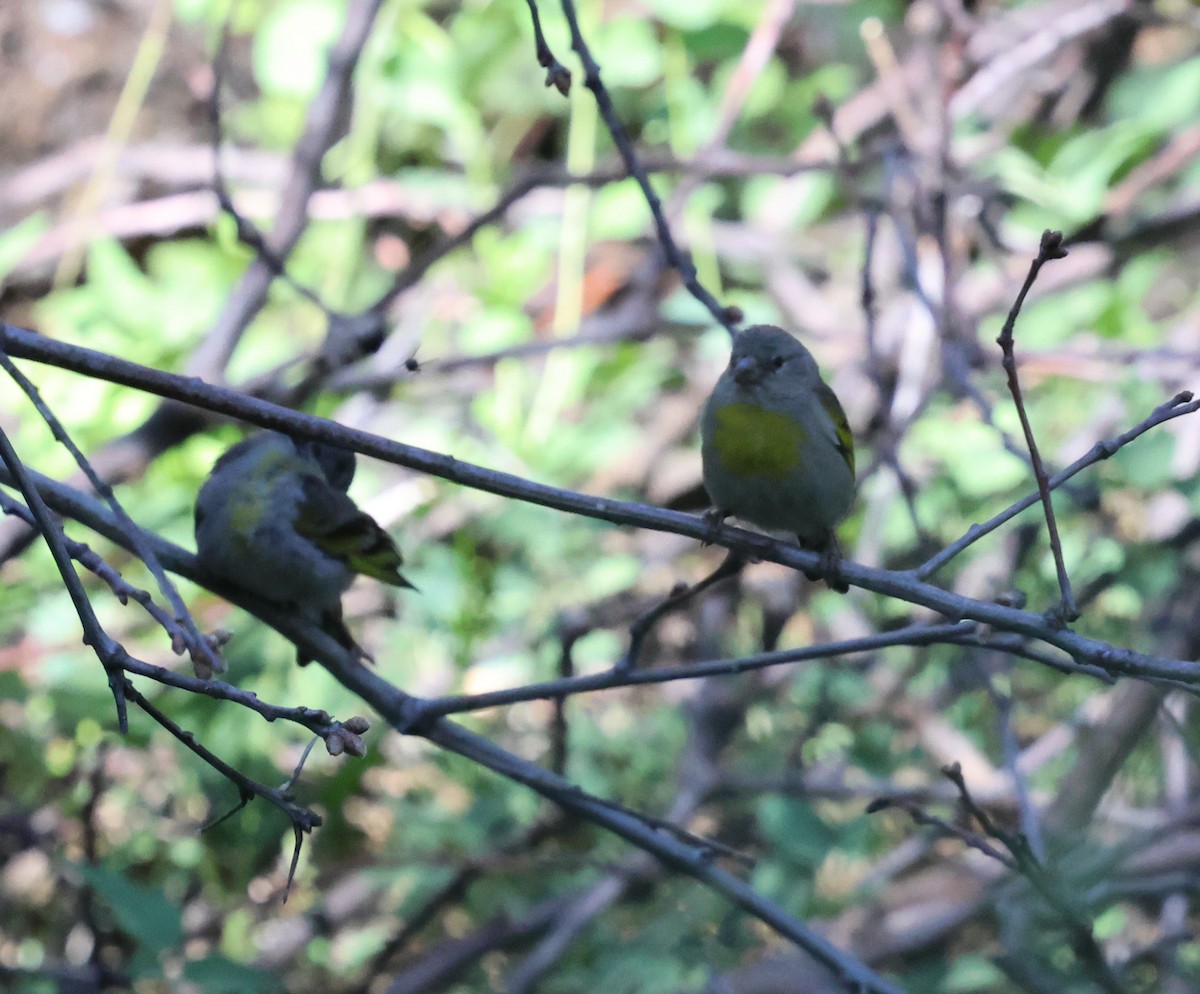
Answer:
[194,431,413,661]
[700,324,855,587]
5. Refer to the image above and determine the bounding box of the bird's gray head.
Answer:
[725,324,819,390]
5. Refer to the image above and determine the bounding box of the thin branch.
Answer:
[414,622,976,722]
[372,171,553,315]
[616,550,745,672]
[0,485,372,755]
[989,679,1047,862]
[207,22,326,312]
[941,763,1130,994]
[0,424,128,729]
[6,322,1200,685]
[356,816,565,988]
[556,0,738,336]
[408,720,906,994]
[861,205,881,369]
[996,230,1076,621]
[0,488,191,651]
[0,352,223,676]
[188,0,384,380]
[918,389,1199,578]
[867,795,1016,869]
[5,323,1200,686]
[123,681,322,896]
[963,630,1116,683]
[0,451,904,991]
[523,0,571,95]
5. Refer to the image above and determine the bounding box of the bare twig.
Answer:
[941,763,1130,994]
[312,646,909,994]
[0,482,377,753]
[996,230,1075,621]
[124,683,322,897]
[207,23,325,312]
[523,0,571,95]
[0,424,128,729]
[0,352,222,676]
[6,322,1200,684]
[0,488,191,650]
[189,0,384,380]
[615,550,745,673]
[989,679,1047,861]
[415,622,976,721]
[556,0,738,336]
[866,794,1016,869]
[919,390,1199,579]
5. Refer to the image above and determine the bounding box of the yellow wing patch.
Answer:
[815,380,855,478]
[712,403,806,478]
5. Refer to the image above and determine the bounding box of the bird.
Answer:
[194,431,414,662]
[700,324,856,591]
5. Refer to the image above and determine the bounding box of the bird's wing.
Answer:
[815,380,855,479]
[293,475,414,588]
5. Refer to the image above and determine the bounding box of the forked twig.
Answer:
[996,230,1075,621]
[919,389,1199,579]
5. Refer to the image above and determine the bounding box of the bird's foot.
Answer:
[798,537,849,593]
[701,507,729,547]
[820,545,849,594]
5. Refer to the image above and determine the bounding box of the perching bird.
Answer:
[700,324,856,590]
[194,431,413,661]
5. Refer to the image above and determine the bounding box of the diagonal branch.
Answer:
[996,229,1075,621]
[918,390,1198,579]
[5,322,1200,685]
[556,0,738,336]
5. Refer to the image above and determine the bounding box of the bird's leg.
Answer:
[818,538,849,594]
[701,507,729,546]
[295,605,376,666]
[796,535,849,593]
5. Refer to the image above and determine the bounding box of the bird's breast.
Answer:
[710,402,806,478]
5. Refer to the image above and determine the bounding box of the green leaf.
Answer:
[76,863,184,951]
[183,956,279,993]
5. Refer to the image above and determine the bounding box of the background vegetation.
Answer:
[2,0,1200,991]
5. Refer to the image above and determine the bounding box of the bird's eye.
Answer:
[770,356,786,370]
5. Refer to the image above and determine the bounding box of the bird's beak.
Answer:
[732,357,762,386]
